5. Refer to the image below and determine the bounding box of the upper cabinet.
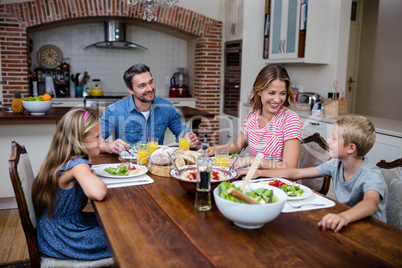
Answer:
[265,0,333,64]
[226,0,244,41]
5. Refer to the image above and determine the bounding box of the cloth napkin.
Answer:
[119,149,137,159]
[282,193,335,213]
[100,174,154,188]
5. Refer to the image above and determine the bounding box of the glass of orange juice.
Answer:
[179,133,190,150]
[137,141,148,165]
[214,149,229,167]
[147,137,159,156]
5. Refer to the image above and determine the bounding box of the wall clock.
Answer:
[37,44,63,69]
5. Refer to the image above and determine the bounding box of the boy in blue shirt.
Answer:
[237,115,387,232]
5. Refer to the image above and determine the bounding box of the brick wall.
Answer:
[0,0,222,145]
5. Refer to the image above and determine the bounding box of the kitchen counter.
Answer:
[0,107,71,121]
[242,102,402,138]
[296,111,402,138]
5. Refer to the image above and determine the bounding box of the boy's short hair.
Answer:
[336,115,376,158]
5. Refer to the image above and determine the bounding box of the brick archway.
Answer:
[0,0,221,144]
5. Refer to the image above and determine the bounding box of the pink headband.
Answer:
[82,111,88,122]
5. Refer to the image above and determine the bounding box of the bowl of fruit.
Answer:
[22,94,53,115]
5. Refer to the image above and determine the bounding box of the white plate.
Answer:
[260,178,313,201]
[94,163,148,179]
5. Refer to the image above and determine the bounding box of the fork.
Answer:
[287,203,325,209]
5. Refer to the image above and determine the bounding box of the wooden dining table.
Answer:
[91,154,402,268]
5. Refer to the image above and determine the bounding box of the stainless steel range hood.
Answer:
[84,21,148,50]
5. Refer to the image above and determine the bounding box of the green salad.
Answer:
[218,182,278,204]
[104,165,129,176]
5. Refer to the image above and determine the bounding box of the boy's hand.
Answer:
[318,213,350,232]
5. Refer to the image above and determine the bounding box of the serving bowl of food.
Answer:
[170,165,237,193]
[213,181,287,229]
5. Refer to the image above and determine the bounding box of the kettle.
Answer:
[86,79,104,96]
[169,68,189,97]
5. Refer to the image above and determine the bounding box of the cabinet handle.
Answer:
[53,102,63,105]
[282,39,286,53]
[171,101,180,105]
[309,122,319,126]
[279,40,282,53]
[234,85,240,88]
[227,135,231,138]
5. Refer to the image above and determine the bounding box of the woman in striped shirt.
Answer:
[209,64,302,170]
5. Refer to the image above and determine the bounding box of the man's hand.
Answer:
[185,131,199,148]
[101,139,131,155]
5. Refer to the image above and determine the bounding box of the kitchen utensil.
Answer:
[167,151,181,176]
[169,67,189,97]
[240,153,264,193]
[267,193,273,203]
[225,148,245,176]
[287,203,325,209]
[333,80,339,100]
[126,150,134,156]
[227,187,259,204]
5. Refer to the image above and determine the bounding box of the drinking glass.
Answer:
[214,149,229,167]
[147,137,159,156]
[137,141,148,165]
[194,157,212,211]
[179,133,190,150]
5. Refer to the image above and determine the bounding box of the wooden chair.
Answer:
[8,141,114,267]
[298,133,331,195]
[376,158,402,229]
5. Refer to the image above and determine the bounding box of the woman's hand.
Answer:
[229,156,252,170]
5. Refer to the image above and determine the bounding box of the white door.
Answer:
[345,0,364,113]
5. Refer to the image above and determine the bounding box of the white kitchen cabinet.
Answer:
[301,118,332,139]
[269,0,301,60]
[168,98,196,108]
[226,0,244,41]
[0,121,57,209]
[267,0,333,63]
[52,98,84,107]
[220,114,239,144]
[366,134,402,165]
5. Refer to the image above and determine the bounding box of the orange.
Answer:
[42,93,52,101]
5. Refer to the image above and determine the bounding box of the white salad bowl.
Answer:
[213,181,287,229]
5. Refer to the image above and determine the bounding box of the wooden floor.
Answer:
[0,204,95,267]
[0,209,29,266]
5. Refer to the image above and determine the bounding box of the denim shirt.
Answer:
[100,96,190,145]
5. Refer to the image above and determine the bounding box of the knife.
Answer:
[167,151,182,176]
[225,148,245,176]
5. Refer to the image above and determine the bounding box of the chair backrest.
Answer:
[8,141,41,267]
[298,133,331,195]
[377,158,402,229]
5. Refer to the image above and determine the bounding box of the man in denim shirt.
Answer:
[100,64,199,154]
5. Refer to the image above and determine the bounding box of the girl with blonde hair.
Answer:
[32,108,111,260]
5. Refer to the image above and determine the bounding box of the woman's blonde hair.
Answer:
[336,115,376,158]
[32,108,100,218]
[249,64,295,112]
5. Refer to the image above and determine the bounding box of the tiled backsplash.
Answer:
[29,23,188,97]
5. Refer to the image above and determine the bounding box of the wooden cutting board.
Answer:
[147,162,174,177]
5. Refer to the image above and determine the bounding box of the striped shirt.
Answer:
[241,107,302,162]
